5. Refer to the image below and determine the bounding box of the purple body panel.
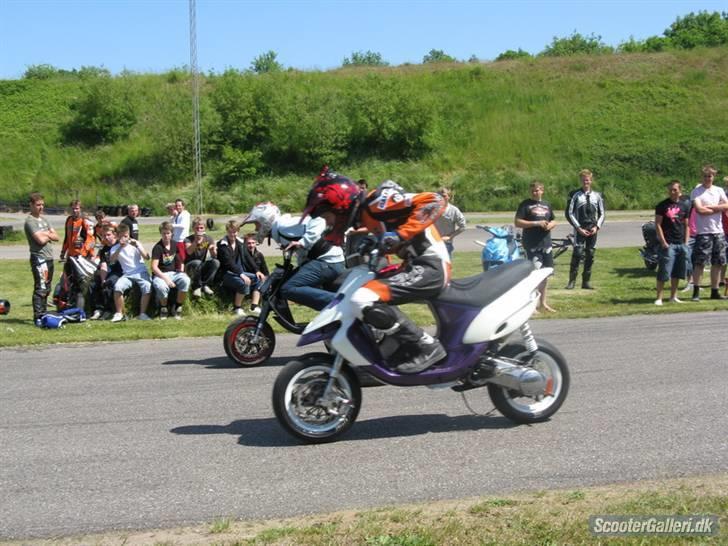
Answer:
[348,301,489,386]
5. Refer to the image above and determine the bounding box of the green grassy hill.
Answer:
[1,47,727,214]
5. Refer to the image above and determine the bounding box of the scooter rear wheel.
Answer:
[223,316,276,367]
[487,338,569,423]
[273,358,361,443]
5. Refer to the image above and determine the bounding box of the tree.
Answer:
[664,11,728,49]
[496,48,532,61]
[422,49,457,63]
[250,50,283,74]
[342,50,389,67]
[539,32,614,56]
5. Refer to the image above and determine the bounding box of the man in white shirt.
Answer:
[110,224,152,321]
[172,198,191,262]
[690,165,728,301]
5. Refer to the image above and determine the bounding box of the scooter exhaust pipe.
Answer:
[483,357,547,396]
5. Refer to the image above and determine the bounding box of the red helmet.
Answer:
[302,166,361,220]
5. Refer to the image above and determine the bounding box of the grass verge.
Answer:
[8,474,725,545]
[1,248,727,348]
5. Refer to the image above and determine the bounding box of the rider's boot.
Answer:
[566,255,579,289]
[582,253,594,289]
[363,304,446,374]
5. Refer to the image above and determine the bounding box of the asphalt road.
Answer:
[0,211,649,260]
[1,311,726,539]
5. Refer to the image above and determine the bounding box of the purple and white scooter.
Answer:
[272,246,570,443]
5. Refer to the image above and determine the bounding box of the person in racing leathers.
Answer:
[241,192,349,312]
[565,169,605,289]
[303,170,449,375]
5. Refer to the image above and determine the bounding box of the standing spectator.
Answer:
[151,221,190,320]
[515,180,557,312]
[217,220,264,316]
[59,199,96,311]
[184,217,219,297]
[244,233,269,277]
[565,169,605,289]
[690,165,728,301]
[110,224,152,322]
[654,181,691,306]
[357,179,368,191]
[24,192,59,326]
[89,226,123,320]
[434,187,467,257]
[165,202,176,220]
[120,204,141,241]
[171,198,191,263]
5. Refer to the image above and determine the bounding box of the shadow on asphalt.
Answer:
[161,355,291,369]
[170,413,519,447]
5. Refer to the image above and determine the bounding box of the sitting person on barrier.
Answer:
[217,220,265,316]
[59,199,96,312]
[110,223,152,322]
[184,217,220,297]
[89,226,124,320]
[151,221,190,320]
[244,232,269,277]
[92,209,117,247]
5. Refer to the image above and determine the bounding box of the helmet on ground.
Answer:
[302,166,361,223]
[241,201,281,243]
[0,299,10,315]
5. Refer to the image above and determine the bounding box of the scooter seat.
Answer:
[436,260,534,308]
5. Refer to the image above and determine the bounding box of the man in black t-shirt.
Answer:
[515,181,557,312]
[151,221,191,319]
[119,204,140,241]
[654,180,691,306]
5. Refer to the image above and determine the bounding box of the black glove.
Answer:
[356,234,378,254]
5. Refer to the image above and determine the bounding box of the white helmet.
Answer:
[241,201,281,243]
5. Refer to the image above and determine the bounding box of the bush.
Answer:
[665,11,728,49]
[496,49,532,61]
[64,77,137,145]
[343,50,389,67]
[540,32,614,56]
[423,49,458,63]
[250,51,283,74]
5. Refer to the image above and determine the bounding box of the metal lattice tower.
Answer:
[189,0,203,214]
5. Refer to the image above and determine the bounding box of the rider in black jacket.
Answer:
[565,169,605,289]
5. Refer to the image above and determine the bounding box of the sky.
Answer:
[1,0,726,79]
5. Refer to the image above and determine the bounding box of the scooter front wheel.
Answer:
[273,358,361,444]
[223,316,276,367]
[487,338,569,423]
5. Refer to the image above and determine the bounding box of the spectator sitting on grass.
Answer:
[151,221,190,320]
[185,217,220,298]
[110,223,151,322]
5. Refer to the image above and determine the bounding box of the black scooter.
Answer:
[223,249,305,366]
[639,221,659,271]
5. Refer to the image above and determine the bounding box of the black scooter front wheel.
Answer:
[223,316,276,367]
